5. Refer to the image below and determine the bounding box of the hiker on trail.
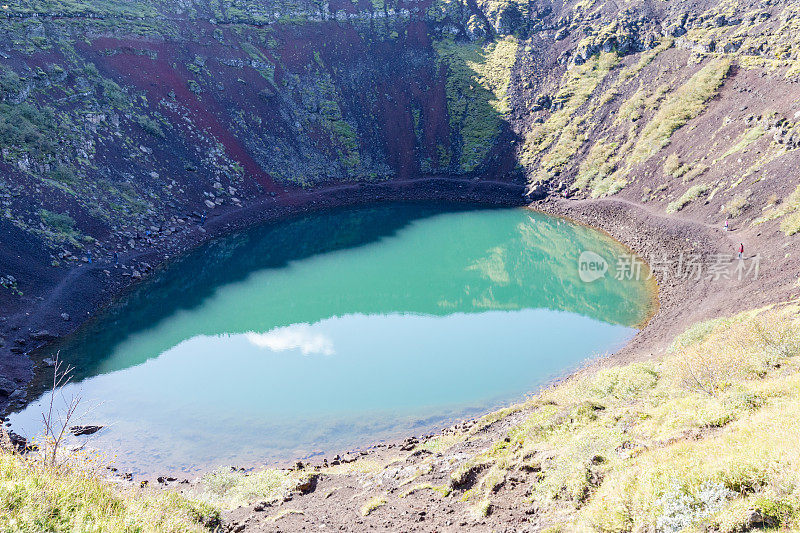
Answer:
[200,213,206,225]
[738,243,744,259]
[87,251,92,264]
[724,220,729,231]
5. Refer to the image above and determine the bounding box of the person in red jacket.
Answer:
[738,243,744,259]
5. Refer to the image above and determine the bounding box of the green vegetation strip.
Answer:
[629,59,731,164]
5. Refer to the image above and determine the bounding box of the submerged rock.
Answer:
[69,425,104,436]
[30,330,56,341]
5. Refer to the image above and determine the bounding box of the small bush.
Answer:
[630,59,731,163]
[49,164,76,184]
[573,139,618,192]
[667,184,710,213]
[754,184,800,234]
[0,102,58,156]
[590,364,659,400]
[101,79,128,109]
[83,62,100,78]
[199,467,296,510]
[655,482,734,532]
[663,153,680,176]
[675,316,800,396]
[38,209,83,244]
[719,127,764,160]
[781,211,800,236]
[724,193,749,218]
[669,317,727,352]
[474,497,492,517]
[681,163,709,183]
[136,115,164,137]
[39,209,75,233]
[0,69,23,100]
[188,79,202,95]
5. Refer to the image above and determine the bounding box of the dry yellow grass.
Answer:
[753,184,800,235]
[629,59,731,164]
[360,495,387,516]
[448,306,800,531]
[0,447,219,532]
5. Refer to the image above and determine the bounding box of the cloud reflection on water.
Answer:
[245,324,335,356]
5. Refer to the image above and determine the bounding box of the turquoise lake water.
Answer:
[10,204,654,475]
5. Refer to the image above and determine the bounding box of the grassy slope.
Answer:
[432,35,518,172]
[515,0,800,221]
[485,306,800,530]
[0,449,219,532]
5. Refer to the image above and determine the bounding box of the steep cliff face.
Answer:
[0,0,524,319]
[2,0,800,392]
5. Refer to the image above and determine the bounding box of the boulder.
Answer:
[400,436,419,451]
[525,183,548,201]
[8,389,25,401]
[0,377,16,396]
[253,501,272,512]
[745,508,778,529]
[295,473,319,494]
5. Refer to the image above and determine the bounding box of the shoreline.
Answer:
[2,187,785,488]
[5,191,645,481]
[538,196,775,364]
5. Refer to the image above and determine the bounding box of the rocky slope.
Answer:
[0,0,799,492]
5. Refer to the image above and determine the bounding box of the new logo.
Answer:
[578,251,608,283]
